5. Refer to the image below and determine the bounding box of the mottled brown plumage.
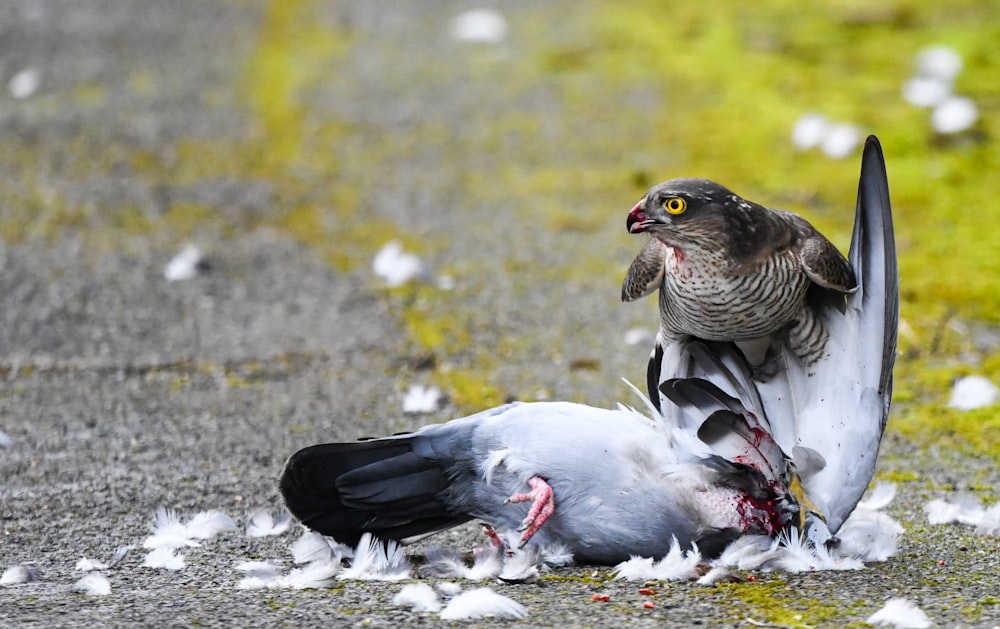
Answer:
[623,178,856,369]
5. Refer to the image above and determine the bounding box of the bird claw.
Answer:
[789,472,827,529]
[480,523,506,549]
[505,475,555,547]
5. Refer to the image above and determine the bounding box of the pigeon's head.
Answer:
[627,178,750,247]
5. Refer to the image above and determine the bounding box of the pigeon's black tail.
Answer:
[279,438,470,546]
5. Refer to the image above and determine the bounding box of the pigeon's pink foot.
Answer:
[504,475,555,547]
[481,524,505,549]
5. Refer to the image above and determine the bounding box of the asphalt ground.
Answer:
[1,1,998,627]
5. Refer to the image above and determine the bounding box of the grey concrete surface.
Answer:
[1,1,998,627]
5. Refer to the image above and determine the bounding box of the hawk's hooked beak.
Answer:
[627,201,650,234]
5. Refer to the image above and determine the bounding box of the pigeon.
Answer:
[642,136,898,539]
[280,136,896,562]
[623,175,856,371]
[280,342,798,564]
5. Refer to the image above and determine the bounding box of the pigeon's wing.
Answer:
[759,136,898,533]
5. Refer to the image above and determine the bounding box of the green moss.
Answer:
[714,577,863,626]
[875,469,921,483]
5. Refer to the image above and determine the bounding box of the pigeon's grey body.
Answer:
[281,355,792,564]
[281,137,896,562]
[624,178,857,368]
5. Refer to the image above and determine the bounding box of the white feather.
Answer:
[498,548,540,583]
[164,244,203,281]
[975,502,1000,536]
[696,566,734,585]
[420,549,477,579]
[1,565,40,584]
[143,508,235,549]
[538,542,574,567]
[480,449,509,485]
[437,581,463,596]
[771,529,863,573]
[142,547,186,570]
[373,240,424,287]
[186,511,237,539]
[279,560,341,589]
[75,557,107,572]
[338,533,410,581]
[235,560,282,579]
[712,535,776,571]
[837,508,905,561]
[290,528,345,564]
[236,559,341,590]
[0,428,12,448]
[144,508,199,549]
[613,538,701,581]
[924,496,987,527]
[866,598,932,628]
[246,508,293,538]
[72,573,111,596]
[402,385,443,414]
[856,482,897,511]
[393,583,441,612]
[613,556,656,581]
[439,588,527,620]
[76,546,133,572]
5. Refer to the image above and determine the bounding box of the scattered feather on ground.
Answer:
[931,96,978,134]
[947,375,999,410]
[142,547,186,570]
[0,428,12,448]
[623,327,656,346]
[72,573,111,596]
[8,68,40,99]
[290,528,351,564]
[338,533,411,581]
[372,240,424,287]
[164,244,205,281]
[402,385,444,414]
[836,509,905,562]
[235,558,341,590]
[857,482,898,511]
[449,9,508,45]
[420,547,501,580]
[246,508,293,538]
[866,598,932,628]
[925,497,1000,536]
[439,588,527,620]
[614,537,702,581]
[1,565,41,585]
[143,508,236,549]
[393,583,442,612]
[235,560,283,580]
[616,486,902,581]
[75,546,133,572]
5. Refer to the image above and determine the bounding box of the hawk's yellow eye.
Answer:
[663,197,686,215]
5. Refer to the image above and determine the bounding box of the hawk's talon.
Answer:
[789,472,826,529]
